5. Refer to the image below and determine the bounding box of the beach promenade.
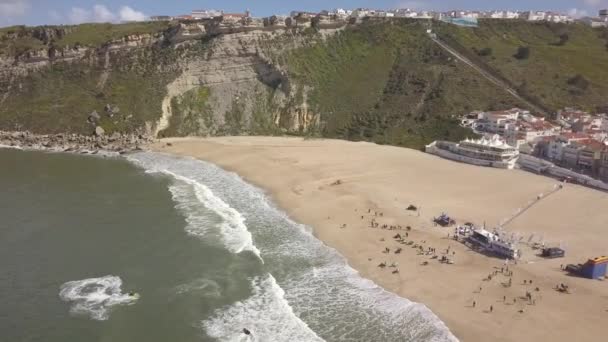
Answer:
[153,136,608,342]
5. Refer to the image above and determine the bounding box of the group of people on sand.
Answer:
[471,265,546,315]
[363,206,460,275]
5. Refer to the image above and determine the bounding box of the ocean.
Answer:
[0,148,457,342]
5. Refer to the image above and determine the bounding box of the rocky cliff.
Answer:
[0,21,340,139]
[1,19,607,149]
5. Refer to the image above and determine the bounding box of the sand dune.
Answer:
[153,136,608,342]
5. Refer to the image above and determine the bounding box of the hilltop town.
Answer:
[149,7,608,28]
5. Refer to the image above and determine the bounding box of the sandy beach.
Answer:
[152,136,608,342]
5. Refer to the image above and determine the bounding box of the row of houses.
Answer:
[461,107,608,181]
[536,134,608,181]
[462,108,561,148]
[151,8,608,26]
[151,9,251,22]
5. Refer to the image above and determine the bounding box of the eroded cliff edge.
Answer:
[2,19,607,149]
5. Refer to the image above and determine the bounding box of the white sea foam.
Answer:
[202,275,323,342]
[0,144,23,150]
[126,152,458,341]
[162,170,261,258]
[59,275,138,320]
[126,154,261,259]
[173,278,222,298]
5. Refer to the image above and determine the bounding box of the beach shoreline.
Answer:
[152,136,608,342]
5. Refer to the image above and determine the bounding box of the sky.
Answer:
[1,0,608,27]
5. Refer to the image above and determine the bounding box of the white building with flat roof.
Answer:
[191,9,223,19]
[426,135,520,169]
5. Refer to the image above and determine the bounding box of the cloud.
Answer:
[396,1,428,10]
[119,6,146,21]
[68,7,91,24]
[0,0,30,17]
[583,0,602,6]
[93,4,116,22]
[66,5,146,24]
[568,8,589,18]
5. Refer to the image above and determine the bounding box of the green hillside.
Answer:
[285,20,520,147]
[1,19,607,149]
[435,19,608,114]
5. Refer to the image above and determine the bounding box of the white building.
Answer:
[489,11,506,18]
[545,133,591,161]
[580,17,608,27]
[426,135,520,169]
[525,11,547,21]
[601,117,608,132]
[505,11,521,19]
[334,8,350,18]
[546,12,572,23]
[474,108,526,134]
[351,8,371,18]
[504,119,559,147]
[191,9,223,19]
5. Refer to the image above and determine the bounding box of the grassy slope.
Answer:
[163,87,215,137]
[0,23,178,134]
[54,22,171,48]
[436,20,608,112]
[0,22,170,56]
[0,48,178,134]
[286,20,519,148]
[2,20,606,147]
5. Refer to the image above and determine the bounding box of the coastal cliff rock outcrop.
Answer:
[0,130,151,154]
[0,20,335,140]
[2,19,608,149]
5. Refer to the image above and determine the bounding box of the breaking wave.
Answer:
[59,275,138,320]
[127,152,457,341]
[202,275,323,342]
[127,155,261,259]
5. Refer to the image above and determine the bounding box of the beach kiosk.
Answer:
[566,256,608,279]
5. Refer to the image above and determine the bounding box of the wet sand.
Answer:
[153,136,608,342]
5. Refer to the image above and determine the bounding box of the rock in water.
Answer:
[95,126,105,136]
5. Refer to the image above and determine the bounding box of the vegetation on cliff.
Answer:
[0,22,169,55]
[0,45,179,134]
[1,19,608,149]
[435,19,608,114]
[286,20,519,147]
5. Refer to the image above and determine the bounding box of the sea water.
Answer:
[0,148,457,342]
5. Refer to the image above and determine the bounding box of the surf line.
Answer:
[160,169,264,263]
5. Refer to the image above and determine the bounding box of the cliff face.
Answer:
[0,21,335,138]
[156,28,334,137]
[2,19,607,149]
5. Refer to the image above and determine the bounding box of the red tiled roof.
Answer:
[516,120,556,131]
[224,13,248,18]
[580,139,607,151]
[559,132,590,140]
[561,111,589,120]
